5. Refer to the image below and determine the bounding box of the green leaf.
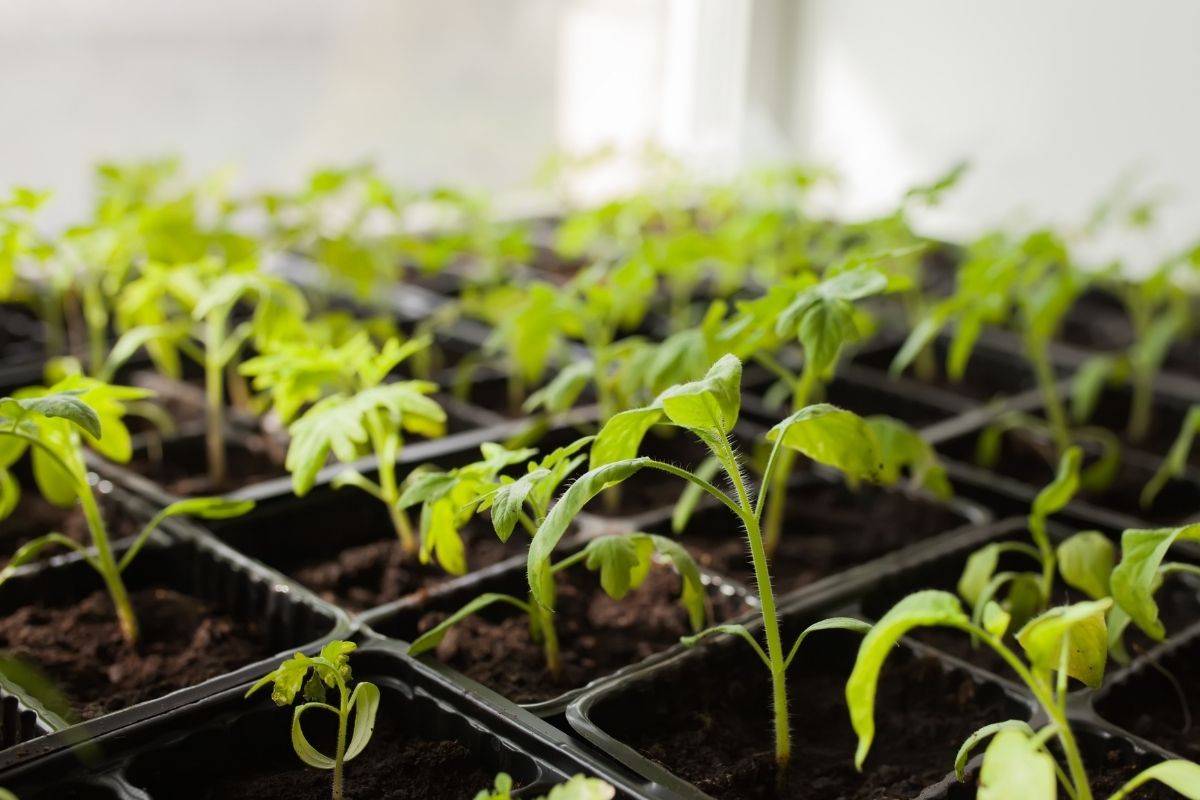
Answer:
[798,299,859,376]
[0,393,101,439]
[292,703,337,769]
[846,591,970,768]
[982,601,1011,639]
[1071,354,1123,423]
[418,498,467,575]
[1015,599,1112,688]
[1108,759,1200,800]
[319,640,356,684]
[490,469,549,542]
[784,617,870,669]
[1141,406,1200,509]
[1056,531,1114,600]
[589,407,663,470]
[768,404,882,483]
[397,471,457,509]
[656,354,742,436]
[954,720,1036,781]
[539,775,616,800]
[583,535,654,601]
[0,469,17,522]
[1110,524,1200,640]
[867,416,951,498]
[976,727,1056,800]
[344,681,380,762]
[528,459,648,609]
[31,439,78,507]
[958,544,1001,609]
[162,496,256,520]
[408,593,532,656]
[1031,445,1083,520]
[643,533,707,631]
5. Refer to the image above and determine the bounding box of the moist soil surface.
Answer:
[135,713,496,800]
[681,484,965,594]
[597,647,1017,799]
[415,566,749,703]
[0,587,269,720]
[288,522,528,613]
[1096,637,1200,762]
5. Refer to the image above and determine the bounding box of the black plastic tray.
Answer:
[0,488,351,758]
[0,641,646,799]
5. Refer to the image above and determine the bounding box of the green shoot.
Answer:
[0,379,253,643]
[279,336,446,559]
[1141,405,1200,509]
[246,641,379,800]
[518,355,881,773]
[847,591,1200,800]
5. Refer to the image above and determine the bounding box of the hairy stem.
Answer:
[333,687,349,800]
[717,436,790,773]
[763,365,817,559]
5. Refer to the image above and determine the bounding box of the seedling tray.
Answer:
[358,540,755,722]
[0,488,351,757]
[0,641,643,799]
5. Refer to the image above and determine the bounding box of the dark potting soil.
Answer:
[598,648,1016,799]
[0,587,269,720]
[288,521,527,613]
[1096,638,1200,762]
[138,712,497,800]
[417,566,749,703]
[681,484,964,594]
[0,492,135,567]
[126,433,288,496]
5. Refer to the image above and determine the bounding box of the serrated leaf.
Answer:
[490,469,549,542]
[583,535,654,600]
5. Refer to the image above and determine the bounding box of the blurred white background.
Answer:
[2,0,1197,265]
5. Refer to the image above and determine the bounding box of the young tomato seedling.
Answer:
[247,641,379,800]
[0,378,253,643]
[847,591,1200,799]
[519,355,887,773]
[118,257,309,489]
[277,335,446,560]
[406,435,708,679]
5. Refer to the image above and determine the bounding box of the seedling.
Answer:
[1071,256,1193,444]
[246,641,379,800]
[722,260,917,554]
[0,378,253,643]
[847,591,1200,799]
[1141,404,1200,509]
[894,231,1109,472]
[1108,522,1200,662]
[517,355,887,772]
[118,257,309,488]
[474,773,615,800]
[407,435,708,678]
[279,336,447,560]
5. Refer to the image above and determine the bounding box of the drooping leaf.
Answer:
[0,392,101,439]
[588,407,662,470]
[408,593,532,656]
[583,535,654,601]
[291,703,337,770]
[1108,759,1200,800]
[344,681,380,762]
[528,459,648,609]
[953,720,1036,781]
[846,591,970,768]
